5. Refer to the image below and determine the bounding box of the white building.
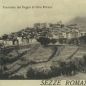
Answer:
[80,31,86,36]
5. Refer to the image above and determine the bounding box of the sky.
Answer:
[0,0,86,36]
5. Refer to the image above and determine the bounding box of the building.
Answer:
[80,31,86,36]
[49,23,80,39]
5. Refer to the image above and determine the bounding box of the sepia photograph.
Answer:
[0,0,86,82]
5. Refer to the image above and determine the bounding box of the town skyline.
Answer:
[0,0,86,36]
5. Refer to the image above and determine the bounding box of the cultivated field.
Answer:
[0,44,86,79]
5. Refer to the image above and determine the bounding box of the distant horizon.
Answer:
[0,0,86,36]
[0,18,76,37]
[0,16,85,37]
[0,19,72,36]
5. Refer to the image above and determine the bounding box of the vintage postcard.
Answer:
[0,0,86,86]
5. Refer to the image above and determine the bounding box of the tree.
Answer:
[37,37,51,46]
[50,39,57,44]
[2,34,8,45]
[2,34,8,40]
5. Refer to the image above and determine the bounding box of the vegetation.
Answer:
[37,37,51,46]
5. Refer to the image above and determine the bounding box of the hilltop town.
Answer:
[0,22,86,46]
[0,22,86,79]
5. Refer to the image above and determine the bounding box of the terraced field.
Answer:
[52,45,78,61]
[0,44,86,79]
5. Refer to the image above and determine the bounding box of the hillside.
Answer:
[0,44,57,79]
[0,43,86,79]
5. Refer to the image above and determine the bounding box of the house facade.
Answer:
[48,23,81,40]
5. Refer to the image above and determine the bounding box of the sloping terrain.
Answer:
[52,45,78,61]
[0,44,86,79]
[0,44,56,79]
[51,73,86,80]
